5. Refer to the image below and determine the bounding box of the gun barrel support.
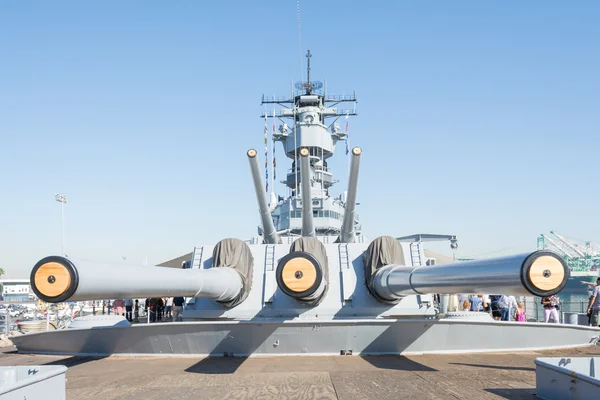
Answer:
[31,256,244,303]
[300,148,315,237]
[372,251,568,301]
[339,147,361,243]
[247,149,278,244]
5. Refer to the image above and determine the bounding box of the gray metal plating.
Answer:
[11,319,600,357]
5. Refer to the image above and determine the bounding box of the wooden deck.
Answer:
[1,345,599,399]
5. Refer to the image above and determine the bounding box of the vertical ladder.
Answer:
[191,246,204,269]
[265,245,276,271]
[339,243,353,302]
[339,244,350,270]
[410,242,422,266]
[263,244,277,304]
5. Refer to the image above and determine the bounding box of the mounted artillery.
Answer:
[16,52,597,359]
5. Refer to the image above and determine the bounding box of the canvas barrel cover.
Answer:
[290,237,328,304]
[211,238,254,307]
[363,236,405,304]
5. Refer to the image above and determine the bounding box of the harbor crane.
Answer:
[537,231,600,275]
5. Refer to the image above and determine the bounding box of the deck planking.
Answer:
[1,345,599,399]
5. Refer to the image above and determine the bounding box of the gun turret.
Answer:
[370,250,568,302]
[299,148,315,237]
[31,239,254,307]
[247,149,279,244]
[339,147,361,243]
[275,237,328,305]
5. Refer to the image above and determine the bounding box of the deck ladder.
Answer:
[410,242,422,266]
[339,244,350,270]
[191,246,204,269]
[265,245,276,272]
[263,244,277,304]
[339,243,354,301]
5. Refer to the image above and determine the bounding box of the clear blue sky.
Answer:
[1,1,599,278]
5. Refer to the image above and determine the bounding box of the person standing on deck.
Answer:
[113,299,125,316]
[515,301,526,321]
[134,299,140,323]
[172,296,185,322]
[165,297,173,321]
[507,295,518,321]
[489,295,502,320]
[469,295,483,312]
[499,295,510,321]
[541,294,559,323]
[125,298,133,322]
[586,277,600,327]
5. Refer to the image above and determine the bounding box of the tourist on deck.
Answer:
[586,277,600,327]
[125,298,133,322]
[113,299,125,316]
[541,294,559,323]
[489,295,502,320]
[149,297,163,322]
[165,297,173,320]
[498,295,510,321]
[462,299,471,311]
[481,295,490,312]
[514,301,526,322]
[172,296,185,322]
[134,299,140,323]
[507,295,518,321]
[469,295,483,312]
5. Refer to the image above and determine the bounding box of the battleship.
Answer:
[11,52,600,357]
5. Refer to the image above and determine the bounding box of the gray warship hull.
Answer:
[11,319,599,357]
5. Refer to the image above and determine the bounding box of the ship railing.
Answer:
[1,300,72,334]
[287,166,329,174]
[261,95,293,104]
[324,94,357,102]
[293,88,324,97]
[323,108,357,118]
[438,296,596,326]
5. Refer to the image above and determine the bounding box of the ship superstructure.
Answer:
[258,51,360,241]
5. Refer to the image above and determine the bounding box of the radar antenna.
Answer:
[306,50,311,85]
[303,50,314,94]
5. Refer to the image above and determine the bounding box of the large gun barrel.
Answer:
[371,251,568,301]
[299,148,315,237]
[30,255,244,303]
[247,149,278,244]
[339,147,361,243]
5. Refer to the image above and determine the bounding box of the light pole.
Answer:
[55,194,67,256]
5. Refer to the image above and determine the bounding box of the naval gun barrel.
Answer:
[371,251,568,301]
[339,147,362,243]
[30,255,244,303]
[247,149,278,244]
[299,148,315,237]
